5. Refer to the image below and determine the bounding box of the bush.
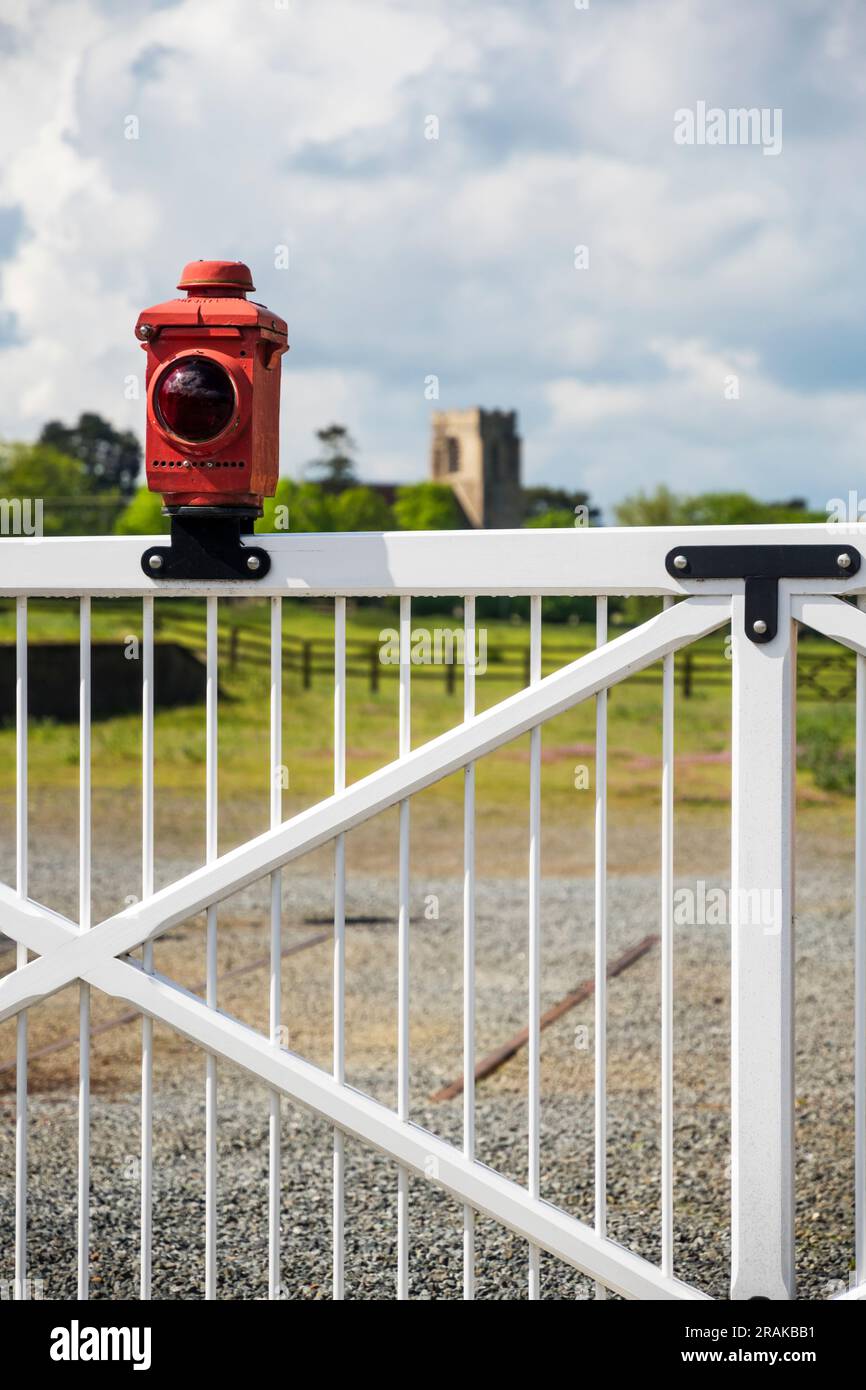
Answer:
[286,482,336,531]
[114,488,169,535]
[256,478,295,533]
[799,712,855,795]
[333,486,392,531]
[0,442,122,535]
[523,509,575,528]
[393,483,463,530]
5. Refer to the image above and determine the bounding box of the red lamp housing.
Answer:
[135,260,288,513]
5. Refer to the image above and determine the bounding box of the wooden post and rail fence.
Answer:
[155,605,861,702]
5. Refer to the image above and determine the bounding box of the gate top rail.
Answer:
[2,523,866,598]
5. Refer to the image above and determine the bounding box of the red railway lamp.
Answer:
[135,260,288,579]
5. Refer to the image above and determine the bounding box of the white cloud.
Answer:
[542,337,866,510]
[0,0,865,513]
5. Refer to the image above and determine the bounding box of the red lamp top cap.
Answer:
[177,260,255,294]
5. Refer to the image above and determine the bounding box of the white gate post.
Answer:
[730,588,796,1300]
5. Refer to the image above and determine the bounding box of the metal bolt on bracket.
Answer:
[665,544,861,643]
[141,511,270,581]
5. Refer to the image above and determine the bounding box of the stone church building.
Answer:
[430,407,522,528]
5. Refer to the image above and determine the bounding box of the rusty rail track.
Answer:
[430,933,659,1102]
[0,930,329,1075]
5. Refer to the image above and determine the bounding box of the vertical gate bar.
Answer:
[660,597,674,1279]
[462,595,476,1300]
[205,596,218,1299]
[397,594,411,1299]
[856,595,866,1288]
[268,596,282,1300]
[140,596,155,1301]
[15,597,28,1300]
[730,589,795,1301]
[528,595,542,1299]
[77,596,92,1300]
[333,597,347,1301]
[594,595,608,1299]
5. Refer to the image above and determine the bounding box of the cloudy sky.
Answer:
[1,0,865,515]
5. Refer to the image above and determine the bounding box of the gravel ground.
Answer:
[0,863,858,1301]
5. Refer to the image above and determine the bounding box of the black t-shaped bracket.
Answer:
[141,509,270,582]
[664,544,861,643]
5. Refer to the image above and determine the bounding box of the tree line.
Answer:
[0,414,822,538]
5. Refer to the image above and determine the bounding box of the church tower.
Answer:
[430,408,522,528]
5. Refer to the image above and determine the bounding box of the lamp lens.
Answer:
[155,357,235,442]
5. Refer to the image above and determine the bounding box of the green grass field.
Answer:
[0,597,854,835]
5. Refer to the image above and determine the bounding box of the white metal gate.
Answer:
[1,523,865,1300]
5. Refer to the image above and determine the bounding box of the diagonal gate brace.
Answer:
[665,544,861,643]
